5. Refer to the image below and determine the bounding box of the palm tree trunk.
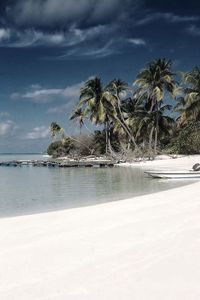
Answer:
[154,109,159,156]
[115,92,138,150]
[148,126,154,159]
[107,122,112,154]
[115,115,138,149]
[154,128,158,155]
[105,122,108,155]
[127,139,131,150]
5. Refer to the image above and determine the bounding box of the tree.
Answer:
[70,108,85,135]
[105,79,138,149]
[135,105,175,156]
[79,77,114,154]
[175,67,200,125]
[47,139,72,157]
[49,122,63,139]
[134,58,177,155]
[166,121,200,154]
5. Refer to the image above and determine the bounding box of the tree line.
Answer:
[49,58,200,158]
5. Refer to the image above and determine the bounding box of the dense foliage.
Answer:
[165,121,200,154]
[47,138,72,157]
[48,59,200,158]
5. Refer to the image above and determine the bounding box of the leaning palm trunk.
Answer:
[115,115,138,149]
[115,93,138,150]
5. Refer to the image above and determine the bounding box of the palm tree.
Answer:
[135,105,175,156]
[134,58,177,154]
[105,79,138,149]
[79,77,114,154]
[70,108,85,135]
[175,67,200,125]
[49,122,63,138]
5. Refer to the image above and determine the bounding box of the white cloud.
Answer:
[66,25,107,47]
[0,112,10,118]
[0,25,110,50]
[2,1,142,59]
[47,104,70,114]
[11,89,62,103]
[128,38,146,46]
[11,81,84,104]
[62,41,117,59]
[62,82,83,99]
[0,28,69,48]
[24,126,50,140]
[22,88,64,103]
[186,25,200,36]
[0,7,145,59]
[0,28,10,41]
[0,120,18,136]
[137,12,199,26]
[169,14,199,22]
[30,84,41,89]
[46,77,95,113]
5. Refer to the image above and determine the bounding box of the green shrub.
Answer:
[47,138,72,157]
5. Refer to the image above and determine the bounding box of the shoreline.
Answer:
[1,155,200,299]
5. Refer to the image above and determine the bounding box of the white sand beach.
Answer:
[1,155,200,299]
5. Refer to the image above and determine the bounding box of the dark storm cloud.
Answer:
[0,0,148,57]
[6,0,140,29]
[2,0,200,32]
[0,0,199,59]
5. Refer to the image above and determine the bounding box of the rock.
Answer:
[192,163,200,171]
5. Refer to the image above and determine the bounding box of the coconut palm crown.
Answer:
[79,77,113,125]
[134,58,177,111]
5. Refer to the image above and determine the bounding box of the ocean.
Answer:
[0,154,189,218]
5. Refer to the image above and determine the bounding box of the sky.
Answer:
[0,0,199,153]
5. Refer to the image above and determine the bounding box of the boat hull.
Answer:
[145,171,200,179]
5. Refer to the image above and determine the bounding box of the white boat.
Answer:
[144,170,200,179]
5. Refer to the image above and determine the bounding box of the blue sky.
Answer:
[0,0,199,152]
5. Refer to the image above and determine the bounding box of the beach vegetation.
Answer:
[48,59,200,159]
[134,59,177,155]
[175,67,200,125]
[47,138,73,157]
[165,121,200,154]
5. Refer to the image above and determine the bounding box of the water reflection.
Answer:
[0,162,190,218]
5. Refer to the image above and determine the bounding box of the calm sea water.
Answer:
[0,154,190,218]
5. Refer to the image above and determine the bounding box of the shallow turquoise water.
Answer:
[0,154,189,218]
